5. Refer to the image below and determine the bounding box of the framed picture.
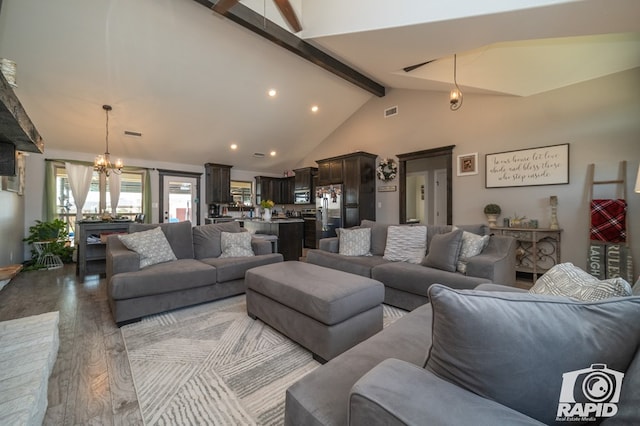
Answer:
[1,151,24,195]
[457,152,478,176]
[485,143,569,188]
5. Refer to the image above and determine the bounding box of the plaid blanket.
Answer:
[590,199,627,243]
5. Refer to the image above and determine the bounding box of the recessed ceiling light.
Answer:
[311,105,319,113]
[270,151,276,156]
[230,143,238,150]
[268,89,277,97]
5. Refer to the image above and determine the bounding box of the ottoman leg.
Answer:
[312,353,328,365]
[248,312,257,320]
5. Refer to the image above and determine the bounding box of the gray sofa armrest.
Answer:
[466,235,516,285]
[349,358,542,426]
[106,235,140,282]
[251,238,272,256]
[318,237,339,253]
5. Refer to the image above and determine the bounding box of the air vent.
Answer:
[124,130,142,137]
[384,106,398,118]
[253,152,265,158]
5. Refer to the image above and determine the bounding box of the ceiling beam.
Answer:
[192,0,386,97]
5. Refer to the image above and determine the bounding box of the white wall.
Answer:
[301,68,640,272]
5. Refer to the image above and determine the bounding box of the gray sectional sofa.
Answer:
[106,221,283,325]
[285,284,640,425]
[306,220,517,310]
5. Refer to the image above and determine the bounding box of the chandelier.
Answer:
[449,54,463,111]
[94,104,123,176]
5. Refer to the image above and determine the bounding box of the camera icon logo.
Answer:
[557,364,624,421]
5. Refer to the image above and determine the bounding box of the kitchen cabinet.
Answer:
[303,218,317,248]
[255,176,295,205]
[205,163,232,204]
[317,159,343,185]
[294,167,317,190]
[317,152,376,228]
[244,219,304,261]
[76,221,131,282]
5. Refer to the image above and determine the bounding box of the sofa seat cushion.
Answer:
[109,259,216,300]
[200,253,283,283]
[306,250,390,278]
[426,284,640,425]
[372,261,490,296]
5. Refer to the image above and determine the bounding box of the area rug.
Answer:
[121,295,406,425]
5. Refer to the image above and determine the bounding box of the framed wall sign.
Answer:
[457,152,478,176]
[485,143,569,188]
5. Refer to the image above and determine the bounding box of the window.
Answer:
[54,164,145,237]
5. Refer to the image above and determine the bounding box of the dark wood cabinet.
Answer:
[205,163,232,204]
[244,220,303,261]
[294,167,317,190]
[317,159,343,185]
[255,175,295,205]
[303,218,316,248]
[317,152,376,228]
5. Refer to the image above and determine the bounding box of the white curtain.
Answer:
[108,172,121,215]
[65,162,93,223]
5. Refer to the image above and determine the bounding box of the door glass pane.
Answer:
[166,179,195,223]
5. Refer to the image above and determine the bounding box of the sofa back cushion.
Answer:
[130,221,194,259]
[193,221,243,259]
[360,220,389,256]
[425,284,640,425]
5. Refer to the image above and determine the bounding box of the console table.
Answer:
[493,227,562,281]
[76,221,131,282]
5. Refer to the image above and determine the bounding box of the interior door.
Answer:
[161,175,198,223]
[434,169,448,225]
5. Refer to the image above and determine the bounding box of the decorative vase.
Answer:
[263,209,272,222]
[486,214,499,228]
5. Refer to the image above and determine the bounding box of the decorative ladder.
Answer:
[586,161,634,281]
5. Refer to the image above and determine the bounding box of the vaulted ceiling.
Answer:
[0,0,638,173]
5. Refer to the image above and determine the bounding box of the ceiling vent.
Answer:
[253,152,265,158]
[384,106,398,118]
[124,130,142,137]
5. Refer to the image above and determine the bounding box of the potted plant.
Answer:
[23,219,74,269]
[260,199,275,221]
[483,204,501,228]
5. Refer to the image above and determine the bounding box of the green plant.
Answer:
[23,219,74,267]
[483,204,501,215]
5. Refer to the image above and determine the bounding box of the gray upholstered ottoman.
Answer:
[246,261,384,363]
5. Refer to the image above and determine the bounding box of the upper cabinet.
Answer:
[293,167,318,190]
[317,159,343,186]
[205,163,232,204]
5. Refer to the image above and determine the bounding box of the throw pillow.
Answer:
[219,231,254,258]
[425,284,640,425]
[192,221,243,259]
[338,227,372,256]
[118,226,177,269]
[457,231,490,274]
[529,262,632,301]
[383,225,427,264]
[422,228,463,272]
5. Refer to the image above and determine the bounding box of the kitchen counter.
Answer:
[243,219,303,261]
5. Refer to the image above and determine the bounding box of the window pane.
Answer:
[106,172,143,215]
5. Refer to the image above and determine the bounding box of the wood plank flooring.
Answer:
[0,265,143,425]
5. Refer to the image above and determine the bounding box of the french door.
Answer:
[158,170,202,225]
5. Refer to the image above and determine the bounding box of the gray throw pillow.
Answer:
[383,225,427,264]
[118,226,177,269]
[422,228,463,272]
[339,227,372,256]
[192,221,242,259]
[219,231,254,257]
[456,231,490,274]
[530,262,632,301]
[425,284,640,425]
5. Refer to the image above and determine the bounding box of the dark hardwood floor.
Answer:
[0,264,143,425]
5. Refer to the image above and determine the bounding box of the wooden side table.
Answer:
[493,227,562,281]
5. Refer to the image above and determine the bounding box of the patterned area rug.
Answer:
[121,295,406,425]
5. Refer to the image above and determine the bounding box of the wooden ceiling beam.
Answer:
[193,0,386,97]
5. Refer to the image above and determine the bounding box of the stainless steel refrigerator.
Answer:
[316,184,343,246]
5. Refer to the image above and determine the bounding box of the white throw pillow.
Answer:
[339,227,371,256]
[457,231,490,274]
[529,262,632,301]
[118,226,177,269]
[383,225,427,264]
[219,231,255,258]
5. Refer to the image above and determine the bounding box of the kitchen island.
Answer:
[243,218,304,261]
